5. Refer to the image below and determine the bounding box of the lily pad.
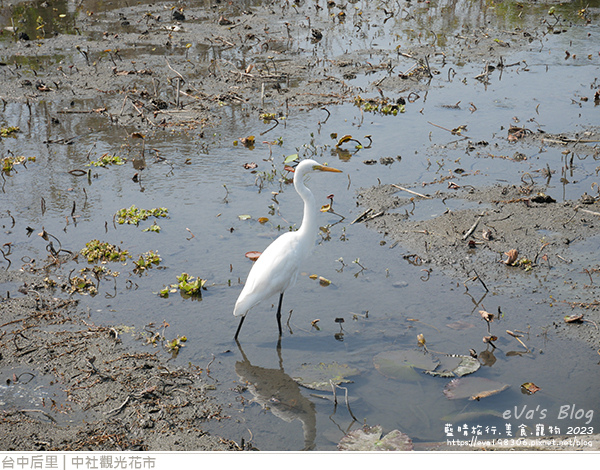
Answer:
[443,377,510,401]
[338,425,413,451]
[292,362,359,391]
[373,350,439,382]
[424,354,480,378]
[442,409,504,424]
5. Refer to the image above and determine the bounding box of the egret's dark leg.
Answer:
[234,315,246,340]
[276,292,284,337]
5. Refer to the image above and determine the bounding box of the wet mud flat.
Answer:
[0,0,546,132]
[1,0,600,453]
[0,270,243,451]
[355,132,600,350]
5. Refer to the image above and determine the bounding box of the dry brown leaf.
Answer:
[521,382,541,394]
[503,249,519,265]
[245,251,261,261]
[470,384,510,401]
[564,314,584,323]
[479,310,495,322]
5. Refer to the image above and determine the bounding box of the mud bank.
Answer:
[0,270,246,451]
[355,166,600,348]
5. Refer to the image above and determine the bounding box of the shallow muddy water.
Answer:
[1,0,599,451]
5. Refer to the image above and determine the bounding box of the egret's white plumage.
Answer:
[233,159,342,340]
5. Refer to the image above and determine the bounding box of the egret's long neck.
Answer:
[295,174,317,245]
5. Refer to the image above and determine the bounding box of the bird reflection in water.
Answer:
[234,341,317,451]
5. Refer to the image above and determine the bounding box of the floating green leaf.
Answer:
[259,112,277,123]
[177,273,206,296]
[68,274,98,296]
[373,350,439,382]
[166,335,187,356]
[0,126,20,138]
[292,362,359,391]
[424,355,480,378]
[115,205,168,226]
[81,239,129,263]
[284,153,299,164]
[158,287,171,298]
[87,153,127,167]
[142,221,161,233]
[133,251,161,273]
[354,95,405,116]
[2,155,34,174]
[338,425,413,451]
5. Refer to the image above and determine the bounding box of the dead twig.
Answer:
[427,121,470,139]
[105,395,131,415]
[506,330,530,352]
[462,212,486,240]
[390,184,432,199]
[350,208,384,224]
[575,205,600,217]
[330,380,358,422]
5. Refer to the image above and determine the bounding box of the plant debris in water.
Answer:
[68,273,98,296]
[141,321,187,357]
[443,377,510,401]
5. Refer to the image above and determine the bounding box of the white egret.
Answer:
[233,159,342,340]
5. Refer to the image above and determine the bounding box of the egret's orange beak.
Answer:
[313,164,342,173]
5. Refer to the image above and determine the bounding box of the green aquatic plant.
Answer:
[68,274,98,296]
[176,273,206,297]
[165,335,187,355]
[0,126,20,138]
[1,155,35,174]
[81,239,129,263]
[133,251,161,273]
[115,205,168,226]
[142,221,161,233]
[87,153,127,167]
[354,95,405,116]
[141,321,188,357]
[159,273,207,298]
